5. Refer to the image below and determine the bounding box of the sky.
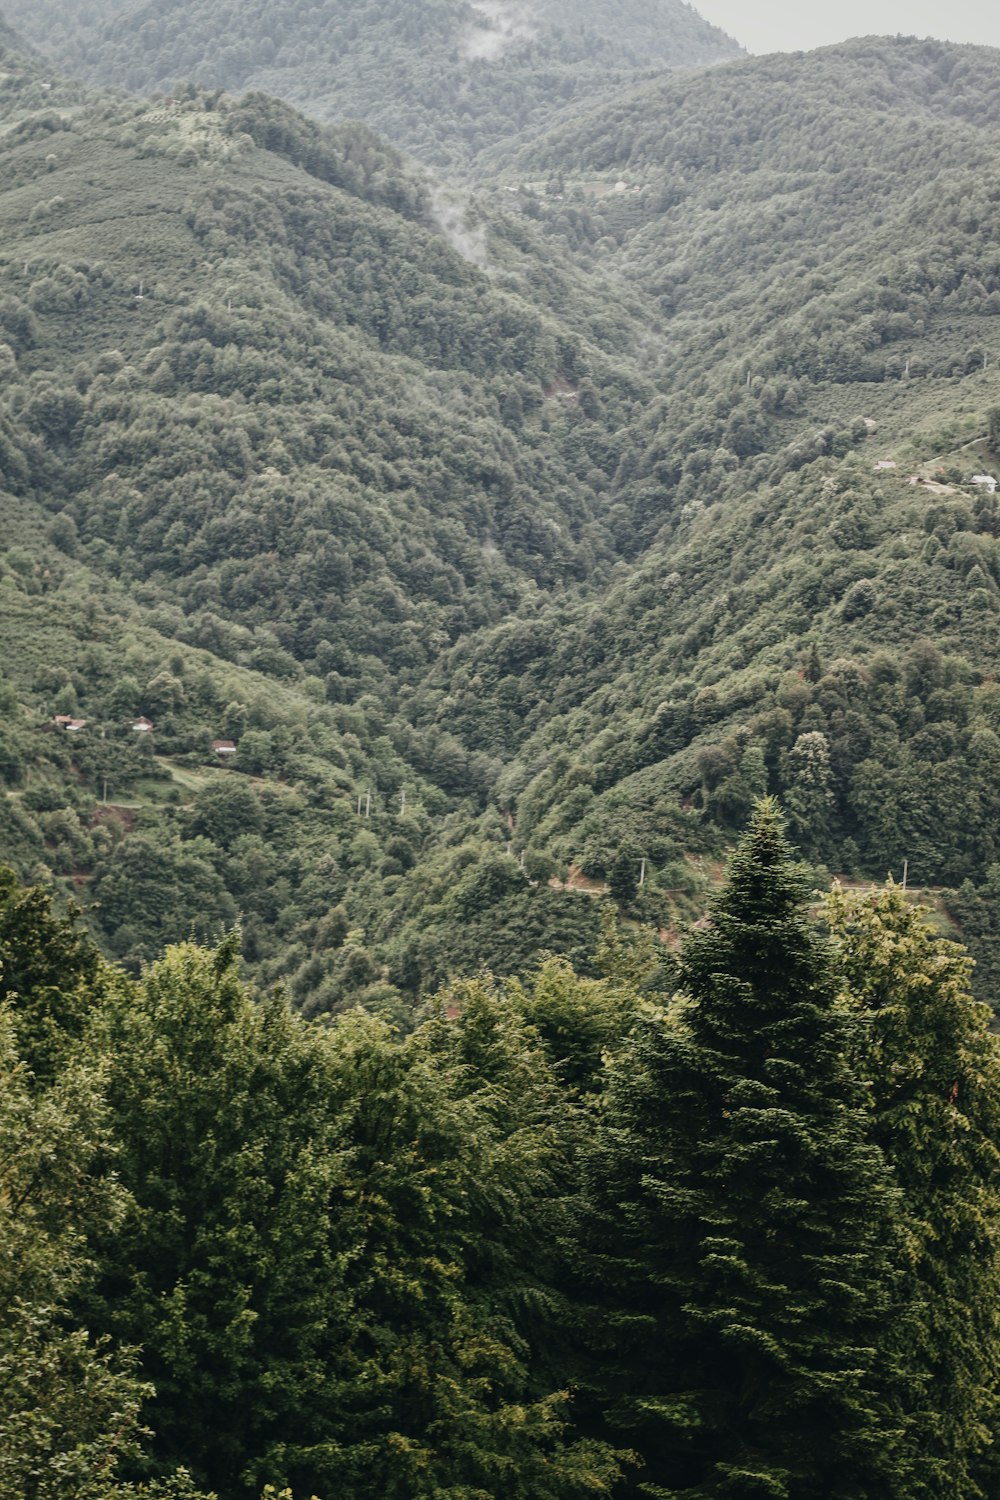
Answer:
[695,1,1000,55]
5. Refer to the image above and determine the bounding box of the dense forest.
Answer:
[6,5,1000,1491]
[7,805,1000,1497]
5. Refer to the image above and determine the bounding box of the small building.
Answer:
[874,460,897,471]
[972,474,998,494]
[131,716,154,733]
[64,718,87,733]
[212,739,238,758]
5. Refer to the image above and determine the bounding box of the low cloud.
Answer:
[430,187,488,267]
[460,0,536,62]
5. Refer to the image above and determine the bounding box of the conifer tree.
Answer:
[827,883,1000,1498]
[581,800,906,1497]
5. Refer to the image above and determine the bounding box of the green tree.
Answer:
[580,801,906,1497]
[0,1004,208,1499]
[827,883,1000,1498]
[710,743,769,828]
[413,976,624,1496]
[82,936,357,1497]
[607,842,641,906]
[189,778,263,847]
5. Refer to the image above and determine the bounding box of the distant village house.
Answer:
[972,474,998,493]
[212,739,238,758]
[54,715,87,732]
[131,716,154,733]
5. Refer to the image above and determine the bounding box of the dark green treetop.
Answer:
[83,934,622,1498]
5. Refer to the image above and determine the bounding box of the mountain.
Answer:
[5,30,1000,1004]
[0,0,742,168]
[0,32,654,1007]
[414,36,1000,986]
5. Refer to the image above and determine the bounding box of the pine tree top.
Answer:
[677,800,845,1080]
[704,796,815,936]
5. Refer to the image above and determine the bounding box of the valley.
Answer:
[1,25,1000,1006]
[4,5,1000,1497]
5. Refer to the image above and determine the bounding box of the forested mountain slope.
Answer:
[7,32,1000,1007]
[499,35,1000,394]
[0,35,654,1006]
[0,0,741,168]
[413,36,1000,989]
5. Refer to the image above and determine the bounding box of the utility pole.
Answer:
[357,793,363,815]
[400,789,406,815]
[902,859,908,892]
[639,857,646,888]
[102,775,109,805]
[365,790,371,818]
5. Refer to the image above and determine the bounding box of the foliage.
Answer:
[0,863,103,1075]
[80,934,622,1497]
[6,4,1000,1494]
[0,987,211,1499]
[828,883,1000,1497]
[4,32,1000,1013]
[577,803,909,1495]
[5,809,1000,1494]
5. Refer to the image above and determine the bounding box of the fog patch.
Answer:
[431,186,488,267]
[461,0,536,62]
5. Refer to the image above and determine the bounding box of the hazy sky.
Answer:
[696,1,1000,55]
